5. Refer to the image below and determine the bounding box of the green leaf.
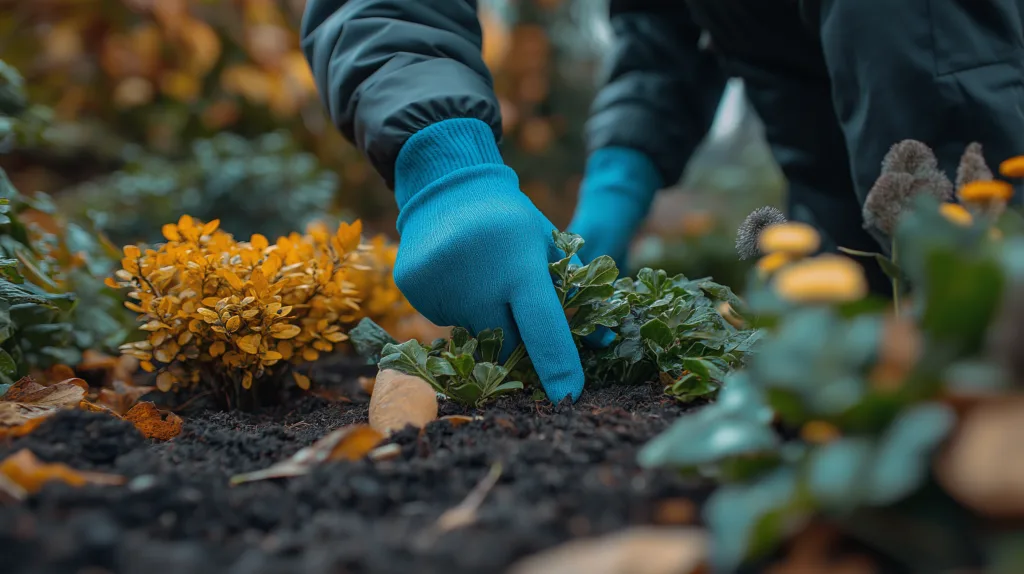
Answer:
[568,255,618,289]
[920,249,1004,352]
[865,402,956,505]
[553,230,584,259]
[705,467,801,572]
[807,437,874,507]
[472,362,510,394]
[837,247,903,280]
[426,356,457,378]
[442,352,475,379]
[476,328,504,364]
[570,299,629,336]
[493,380,524,393]
[348,318,398,363]
[379,340,440,390]
[0,347,16,377]
[639,318,674,348]
[564,284,614,308]
[666,373,718,402]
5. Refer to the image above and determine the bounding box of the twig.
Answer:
[413,462,503,549]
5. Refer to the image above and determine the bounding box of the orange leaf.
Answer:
[124,401,183,440]
[44,364,78,384]
[0,449,125,495]
[229,424,383,484]
[439,415,480,428]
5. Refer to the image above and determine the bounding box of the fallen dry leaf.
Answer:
[438,414,481,428]
[97,380,155,415]
[230,424,384,485]
[653,498,697,525]
[0,449,125,495]
[368,443,402,461]
[77,349,121,371]
[935,395,1024,518]
[0,377,88,434]
[369,369,438,435]
[2,377,86,406]
[42,364,78,384]
[508,527,709,574]
[124,401,183,440]
[766,522,878,574]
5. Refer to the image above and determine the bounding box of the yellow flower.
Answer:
[999,155,1024,178]
[958,180,1014,204]
[772,254,868,304]
[757,222,821,257]
[756,252,792,278]
[939,203,973,227]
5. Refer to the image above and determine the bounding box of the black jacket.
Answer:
[301,0,725,189]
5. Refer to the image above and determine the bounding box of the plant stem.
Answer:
[503,343,526,372]
[891,238,901,317]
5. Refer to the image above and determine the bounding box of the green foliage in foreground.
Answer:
[351,231,760,408]
[639,195,1024,572]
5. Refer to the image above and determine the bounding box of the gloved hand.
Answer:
[567,147,664,270]
[393,118,584,403]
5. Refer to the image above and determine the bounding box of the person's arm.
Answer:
[570,1,727,267]
[301,0,586,403]
[301,0,501,191]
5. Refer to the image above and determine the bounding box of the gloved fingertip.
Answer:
[581,326,616,349]
[544,379,583,404]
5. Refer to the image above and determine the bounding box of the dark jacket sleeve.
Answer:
[300,0,501,188]
[586,1,727,186]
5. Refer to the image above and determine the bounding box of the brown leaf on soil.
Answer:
[124,401,183,440]
[78,400,119,416]
[77,349,121,372]
[229,424,384,485]
[42,364,78,385]
[653,498,697,525]
[438,415,481,428]
[0,377,88,435]
[369,369,438,435]
[766,523,878,574]
[2,377,86,406]
[97,380,156,415]
[0,449,125,494]
[507,527,709,574]
[935,395,1024,518]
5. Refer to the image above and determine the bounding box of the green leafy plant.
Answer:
[58,130,341,245]
[352,231,761,407]
[639,193,1023,572]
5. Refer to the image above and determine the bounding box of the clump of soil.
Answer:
[0,383,711,574]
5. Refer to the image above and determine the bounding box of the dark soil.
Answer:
[0,381,715,574]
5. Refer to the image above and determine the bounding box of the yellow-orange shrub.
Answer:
[109,215,362,393]
[348,234,416,333]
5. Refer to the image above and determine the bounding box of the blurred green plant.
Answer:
[57,130,339,244]
[0,59,134,391]
[639,188,1024,572]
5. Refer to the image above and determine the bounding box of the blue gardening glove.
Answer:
[393,118,585,403]
[568,147,663,349]
[567,147,664,270]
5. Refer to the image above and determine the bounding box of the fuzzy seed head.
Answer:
[863,170,954,236]
[881,140,940,177]
[956,142,994,190]
[736,206,787,260]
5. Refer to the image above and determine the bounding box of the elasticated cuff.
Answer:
[394,118,505,210]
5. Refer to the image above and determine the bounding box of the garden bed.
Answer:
[0,377,713,574]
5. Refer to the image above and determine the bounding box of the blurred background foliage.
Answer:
[0,0,783,293]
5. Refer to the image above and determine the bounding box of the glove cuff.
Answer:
[576,147,664,224]
[394,118,505,211]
